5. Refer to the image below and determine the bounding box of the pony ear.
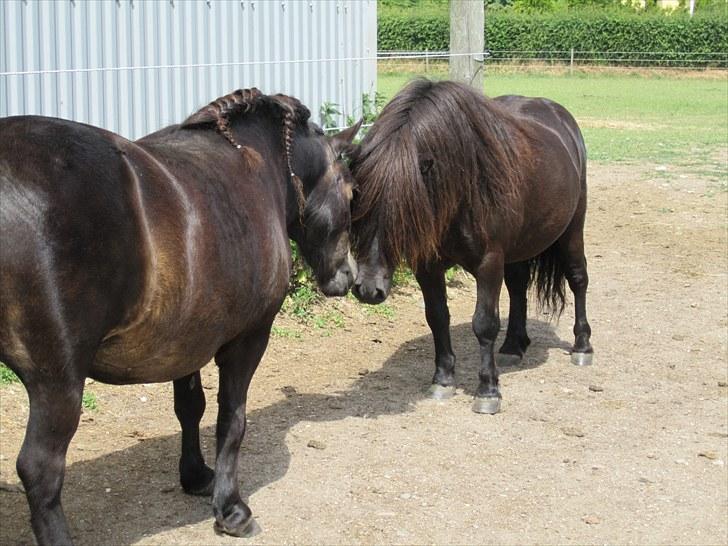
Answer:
[330,118,363,155]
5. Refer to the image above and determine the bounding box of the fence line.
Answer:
[381,49,727,57]
[4,49,723,78]
[379,49,728,69]
[0,52,483,78]
[3,45,725,137]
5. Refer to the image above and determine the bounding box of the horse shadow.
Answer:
[0,318,567,545]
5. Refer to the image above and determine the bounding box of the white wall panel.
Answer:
[0,0,377,140]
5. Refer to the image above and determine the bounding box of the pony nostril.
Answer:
[374,288,386,302]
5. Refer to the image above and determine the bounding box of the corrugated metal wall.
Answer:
[0,0,377,140]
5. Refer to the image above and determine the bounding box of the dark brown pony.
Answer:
[350,79,593,414]
[0,88,361,545]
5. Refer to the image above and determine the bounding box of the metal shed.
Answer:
[0,0,377,139]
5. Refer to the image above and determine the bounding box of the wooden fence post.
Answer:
[449,0,484,91]
[570,47,574,75]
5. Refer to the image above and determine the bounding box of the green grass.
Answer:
[312,310,346,332]
[0,363,20,384]
[363,303,396,319]
[281,284,321,321]
[82,391,98,411]
[390,265,464,289]
[271,326,302,339]
[378,71,728,167]
[392,266,415,287]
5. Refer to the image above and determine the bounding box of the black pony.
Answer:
[350,79,593,414]
[0,88,360,545]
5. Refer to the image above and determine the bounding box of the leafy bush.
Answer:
[319,101,342,130]
[379,8,728,66]
[321,93,387,135]
[282,241,322,320]
[486,9,727,63]
[347,92,387,131]
[379,12,449,50]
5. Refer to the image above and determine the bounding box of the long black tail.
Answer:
[528,243,567,317]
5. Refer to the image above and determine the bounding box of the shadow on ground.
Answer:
[0,318,568,545]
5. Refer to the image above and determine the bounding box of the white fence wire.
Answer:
[379,49,728,70]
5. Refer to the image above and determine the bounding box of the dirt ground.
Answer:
[1,161,726,545]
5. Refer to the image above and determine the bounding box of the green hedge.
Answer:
[377,14,450,51]
[379,10,728,66]
[379,13,449,50]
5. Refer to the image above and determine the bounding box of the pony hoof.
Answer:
[427,384,455,400]
[472,396,501,414]
[214,516,262,539]
[571,352,594,366]
[497,353,523,367]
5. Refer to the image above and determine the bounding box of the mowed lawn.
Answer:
[378,71,728,178]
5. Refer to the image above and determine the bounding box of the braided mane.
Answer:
[182,88,311,215]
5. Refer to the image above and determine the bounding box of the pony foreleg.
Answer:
[211,323,272,538]
[472,251,504,414]
[499,261,531,366]
[415,264,456,399]
[173,371,215,495]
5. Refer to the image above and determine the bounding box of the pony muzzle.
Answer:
[352,269,390,305]
[319,252,356,297]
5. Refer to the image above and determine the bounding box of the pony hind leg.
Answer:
[415,264,457,399]
[10,357,87,546]
[0,291,98,545]
[210,322,273,538]
[471,250,505,414]
[558,200,594,366]
[173,371,215,496]
[499,261,531,367]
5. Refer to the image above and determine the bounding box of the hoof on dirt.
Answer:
[497,353,523,367]
[427,384,456,400]
[472,396,501,414]
[571,352,594,366]
[214,516,261,539]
